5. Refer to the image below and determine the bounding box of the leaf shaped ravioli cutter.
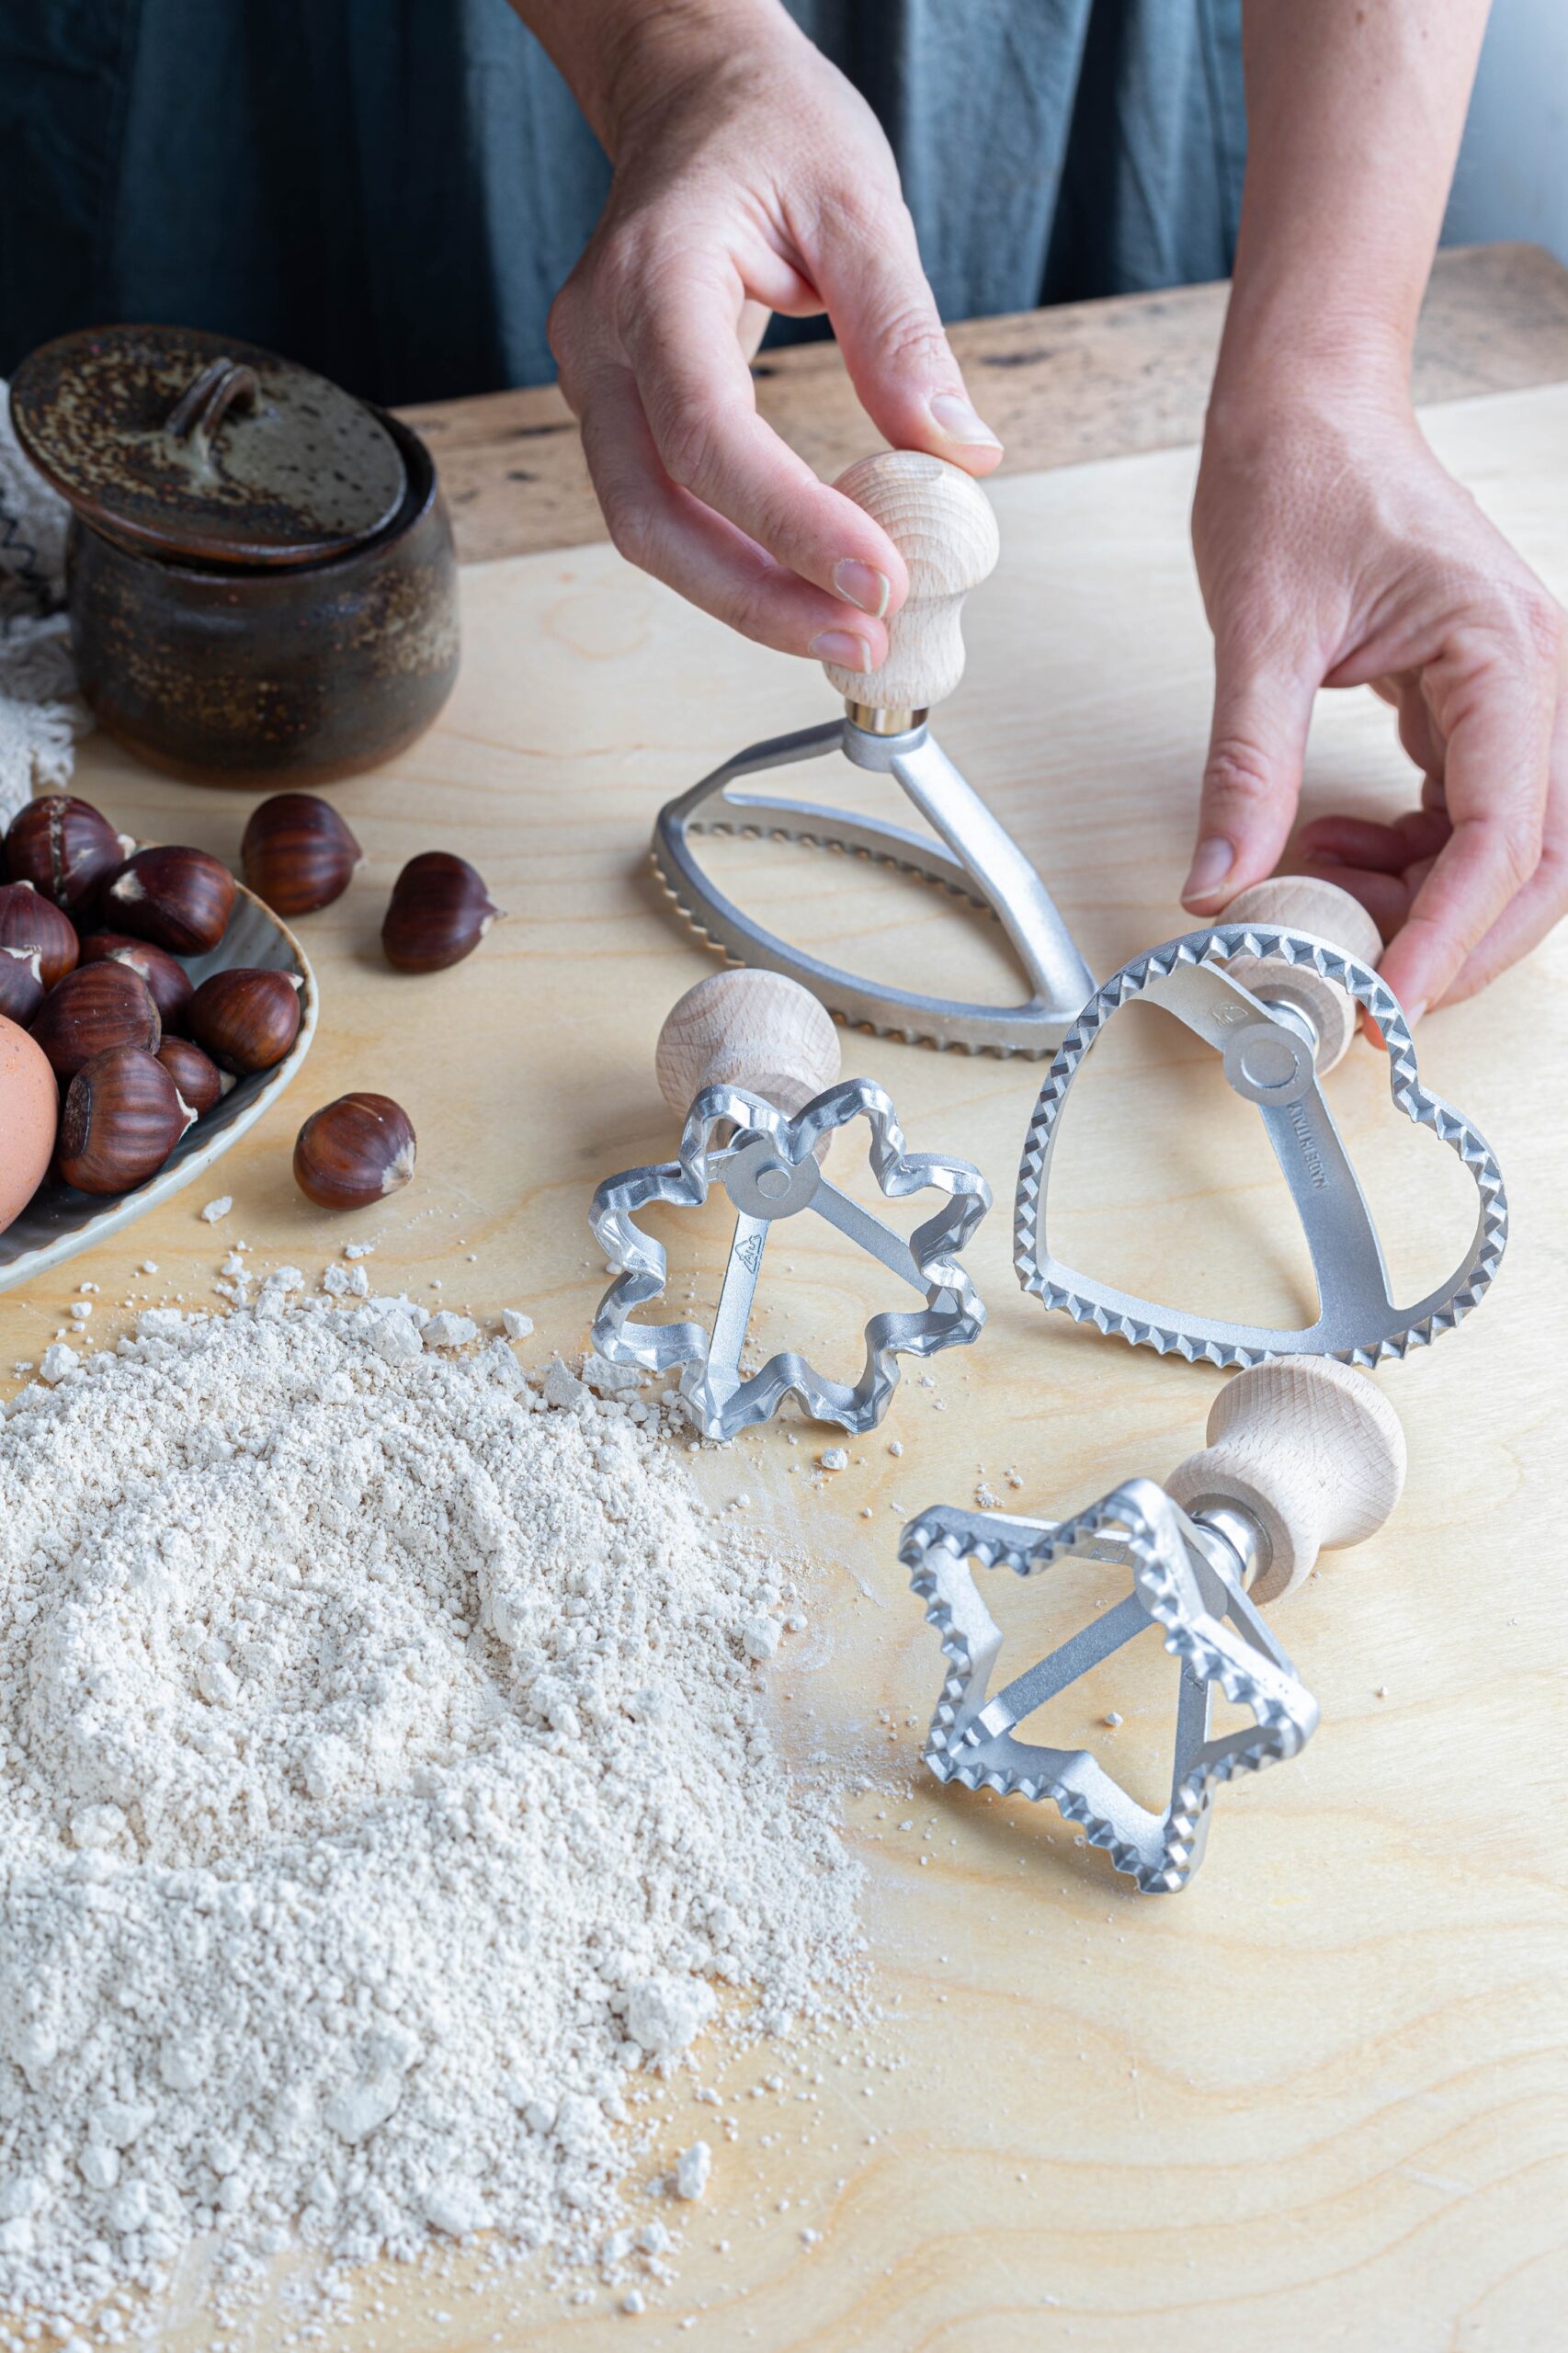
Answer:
[652,451,1094,1058]
[1014,880,1507,1368]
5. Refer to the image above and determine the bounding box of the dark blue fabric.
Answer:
[0,0,1244,404]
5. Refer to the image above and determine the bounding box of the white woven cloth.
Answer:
[0,380,90,830]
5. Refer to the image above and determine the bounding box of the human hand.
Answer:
[1187,385,1565,1015]
[544,3,1001,673]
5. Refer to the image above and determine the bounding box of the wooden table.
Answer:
[5,245,1567,2353]
[402,242,1568,565]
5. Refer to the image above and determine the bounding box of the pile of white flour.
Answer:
[0,1298,861,2328]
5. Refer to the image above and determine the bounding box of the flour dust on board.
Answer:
[0,1296,863,2327]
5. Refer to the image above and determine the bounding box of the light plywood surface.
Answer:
[4,384,1566,2353]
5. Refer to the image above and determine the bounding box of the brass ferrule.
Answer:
[844,702,928,737]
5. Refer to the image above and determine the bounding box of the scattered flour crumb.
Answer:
[673,2143,712,2201]
[424,1311,478,1349]
[542,1355,585,1409]
[365,1307,424,1364]
[37,1344,76,1385]
[199,1196,233,1223]
[624,1977,716,2060]
[741,1616,782,1662]
[501,1309,534,1338]
[322,1260,370,1299]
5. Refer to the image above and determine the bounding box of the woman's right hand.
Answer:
[541,0,1002,672]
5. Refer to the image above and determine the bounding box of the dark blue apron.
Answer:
[0,0,1244,404]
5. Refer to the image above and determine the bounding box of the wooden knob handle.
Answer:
[654,971,842,1119]
[1221,878,1384,1074]
[1164,1357,1406,1605]
[821,451,999,713]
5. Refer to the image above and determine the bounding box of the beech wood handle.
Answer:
[1221,877,1384,1074]
[654,971,842,1119]
[820,451,1000,713]
[1164,1357,1406,1606]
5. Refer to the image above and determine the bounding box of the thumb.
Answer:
[812,206,1003,475]
[1182,656,1319,913]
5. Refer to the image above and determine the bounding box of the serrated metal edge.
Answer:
[589,1079,992,1438]
[1012,925,1507,1366]
[649,845,1054,1061]
[899,1488,1318,1894]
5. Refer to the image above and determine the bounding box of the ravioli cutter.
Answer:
[652,449,1095,1057]
[1015,876,1507,1366]
[902,1353,1405,1892]
[591,967,991,1438]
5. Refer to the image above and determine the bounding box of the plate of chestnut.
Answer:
[0,790,323,1290]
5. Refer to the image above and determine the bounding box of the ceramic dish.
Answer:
[0,882,316,1293]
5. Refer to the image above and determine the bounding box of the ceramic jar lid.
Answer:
[9,324,407,568]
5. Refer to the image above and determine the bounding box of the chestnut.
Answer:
[56,1044,194,1195]
[293,1093,415,1210]
[156,1035,233,1119]
[103,845,236,956]
[241,792,363,916]
[382,852,503,973]
[5,794,131,915]
[0,879,79,987]
[0,946,44,1026]
[29,961,160,1080]
[188,966,302,1074]
[80,931,194,1034]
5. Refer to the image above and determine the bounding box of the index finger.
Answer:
[1375,624,1556,1013]
[618,252,910,620]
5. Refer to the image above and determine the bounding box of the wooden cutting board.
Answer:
[5,384,1565,2353]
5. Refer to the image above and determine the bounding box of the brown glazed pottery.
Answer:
[9,325,460,788]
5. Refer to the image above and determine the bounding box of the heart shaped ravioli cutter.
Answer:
[1013,881,1507,1369]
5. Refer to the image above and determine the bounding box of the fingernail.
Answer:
[1310,849,1345,868]
[1181,836,1235,904]
[832,559,891,619]
[928,392,1002,451]
[810,629,873,674]
[1403,998,1426,1028]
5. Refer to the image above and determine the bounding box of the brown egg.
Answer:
[0,1013,58,1232]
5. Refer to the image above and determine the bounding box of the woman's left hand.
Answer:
[1186,381,1567,1017]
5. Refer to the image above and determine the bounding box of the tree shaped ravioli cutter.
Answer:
[591,970,991,1439]
[1014,877,1508,1366]
[902,1356,1406,1892]
[652,449,1095,1057]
